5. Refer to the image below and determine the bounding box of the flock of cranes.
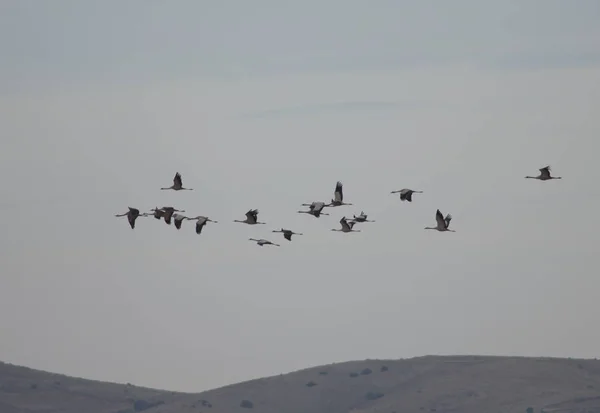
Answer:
[115,165,562,245]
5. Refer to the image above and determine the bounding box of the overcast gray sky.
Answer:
[1,0,600,393]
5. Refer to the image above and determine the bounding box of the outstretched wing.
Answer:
[340,216,351,231]
[284,231,292,241]
[196,220,205,234]
[128,207,140,216]
[334,181,343,202]
[435,209,445,228]
[444,214,452,228]
[174,214,185,229]
[128,213,137,229]
[153,208,165,219]
[400,189,412,201]
[164,210,174,225]
[539,166,551,179]
[174,172,183,187]
[312,202,324,212]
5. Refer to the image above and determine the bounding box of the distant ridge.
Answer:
[1,355,599,413]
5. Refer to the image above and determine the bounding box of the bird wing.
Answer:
[196,220,205,234]
[128,207,140,216]
[174,172,182,187]
[444,214,452,228]
[435,209,445,228]
[173,214,185,229]
[340,217,351,231]
[128,213,136,229]
[334,181,343,202]
[245,209,255,220]
[539,166,551,178]
[313,202,325,212]
[400,188,410,195]
[164,210,174,224]
[284,232,292,241]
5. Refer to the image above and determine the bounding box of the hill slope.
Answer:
[2,356,600,413]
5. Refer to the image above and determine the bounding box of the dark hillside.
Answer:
[2,356,600,413]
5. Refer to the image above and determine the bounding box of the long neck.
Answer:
[424,226,436,230]
[160,187,171,190]
[525,176,536,179]
[234,220,243,223]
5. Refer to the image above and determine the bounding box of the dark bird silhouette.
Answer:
[188,216,218,235]
[298,201,330,218]
[249,238,280,247]
[331,216,361,233]
[391,188,423,202]
[161,172,193,190]
[350,211,375,223]
[115,207,147,229]
[525,165,562,181]
[327,181,352,207]
[234,209,265,225]
[272,228,303,241]
[425,209,455,232]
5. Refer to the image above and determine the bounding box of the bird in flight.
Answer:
[350,211,375,223]
[160,207,186,225]
[327,181,352,207]
[161,172,193,191]
[424,209,455,232]
[249,238,280,247]
[331,216,361,233]
[525,165,562,181]
[272,228,303,241]
[298,201,330,218]
[187,216,218,235]
[391,188,423,202]
[234,209,266,225]
[115,207,147,229]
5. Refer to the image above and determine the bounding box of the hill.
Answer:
[1,355,600,413]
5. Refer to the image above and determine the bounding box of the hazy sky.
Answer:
[1,0,600,392]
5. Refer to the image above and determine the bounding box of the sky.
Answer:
[1,0,600,393]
